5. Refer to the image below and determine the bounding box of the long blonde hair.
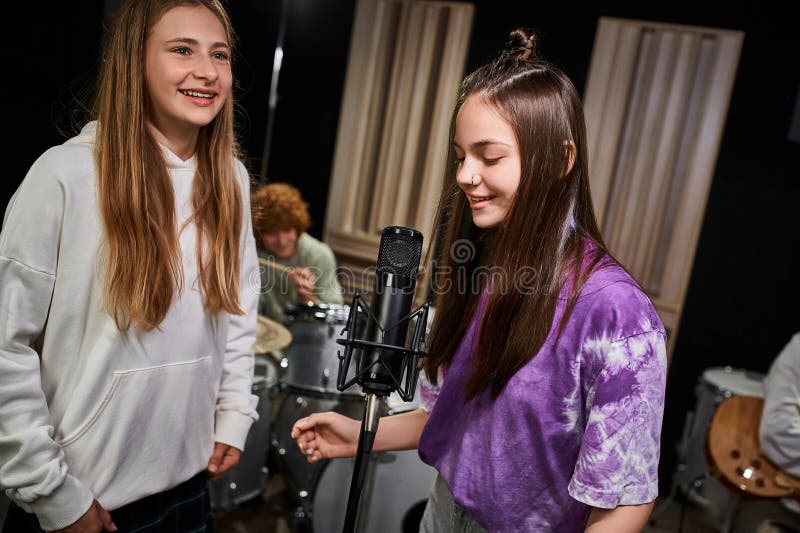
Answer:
[94,0,243,331]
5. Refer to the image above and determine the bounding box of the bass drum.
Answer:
[209,355,279,511]
[272,393,364,511]
[312,446,437,533]
[273,392,437,533]
[674,366,765,521]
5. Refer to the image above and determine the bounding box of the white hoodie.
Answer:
[0,122,260,530]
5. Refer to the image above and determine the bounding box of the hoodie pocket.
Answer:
[57,356,216,507]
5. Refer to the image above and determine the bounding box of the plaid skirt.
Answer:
[2,471,213,532]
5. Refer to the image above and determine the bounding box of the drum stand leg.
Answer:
[650,469,713,530]
[720,494,741,533]
[650,408,699,527]
[290,504,312,533]
[648,477,679,526]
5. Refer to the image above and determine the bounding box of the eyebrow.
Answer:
[165,37,230,49]
[453,139,513,149]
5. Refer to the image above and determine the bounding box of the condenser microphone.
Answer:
[356,226,423,395]
[335,225,428,533]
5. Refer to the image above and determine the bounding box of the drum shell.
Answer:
[312,448,436,533]
[281,304,361,399]
[272,387,436,533]
[272,393,364,506]
[209,355,279,510]
[675,366,764,519]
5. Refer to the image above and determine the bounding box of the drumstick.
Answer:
[258,257,295,275]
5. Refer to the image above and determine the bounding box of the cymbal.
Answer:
[254,314,292,354]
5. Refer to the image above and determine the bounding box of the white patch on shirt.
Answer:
[562,354,583,433]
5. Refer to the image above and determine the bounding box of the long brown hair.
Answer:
[94,0,244,331]
[424,29,608,401]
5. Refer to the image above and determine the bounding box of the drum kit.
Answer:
[655,366,767,531]
[209,303,437,532]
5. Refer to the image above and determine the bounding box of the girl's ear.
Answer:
[562,140,576,177]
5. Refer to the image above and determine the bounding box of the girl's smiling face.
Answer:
[454,95,522,229]
[144,5,232,149]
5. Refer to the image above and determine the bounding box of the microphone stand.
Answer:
[342,393,383,533]
[336,293,429,533]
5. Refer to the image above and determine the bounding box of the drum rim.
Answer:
[385,404,420,416]
[702,366,765,379]
[285,302,351,321]
[700,366,765,396]
[280,382,364,400]
[254,355,280,386]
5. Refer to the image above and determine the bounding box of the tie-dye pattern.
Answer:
[419,368,442,413]
[417,257,667,532]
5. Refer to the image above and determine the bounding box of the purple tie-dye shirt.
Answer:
[417,256,667,532]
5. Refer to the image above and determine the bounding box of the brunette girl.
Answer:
[291,29,667,532]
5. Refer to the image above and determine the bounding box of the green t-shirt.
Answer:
[257,233,343,323]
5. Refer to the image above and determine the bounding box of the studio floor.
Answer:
[0,472,777,533]
[211,470,724,533]
[211,443,435,533]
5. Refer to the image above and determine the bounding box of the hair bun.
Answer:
[504,28,539,61]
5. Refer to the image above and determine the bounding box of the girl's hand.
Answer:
[291,411,360,463]
[206,442,241,480]
[48,499,116,532]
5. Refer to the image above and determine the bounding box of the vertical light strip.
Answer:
[635,32,698,287]
[584,19,642,226]
[392,5,443,226]
[603,29,656,254]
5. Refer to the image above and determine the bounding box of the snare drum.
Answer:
[209,355,279,511]
[281,303,361,399]
[675,366,765,520]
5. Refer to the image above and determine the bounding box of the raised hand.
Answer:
[289,267,317,304]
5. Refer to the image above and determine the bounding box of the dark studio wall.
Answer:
[6,1,105,212]
[237,0,356,239]
[6,0,799,502]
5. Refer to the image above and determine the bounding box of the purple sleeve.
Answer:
[568,330,667,508]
